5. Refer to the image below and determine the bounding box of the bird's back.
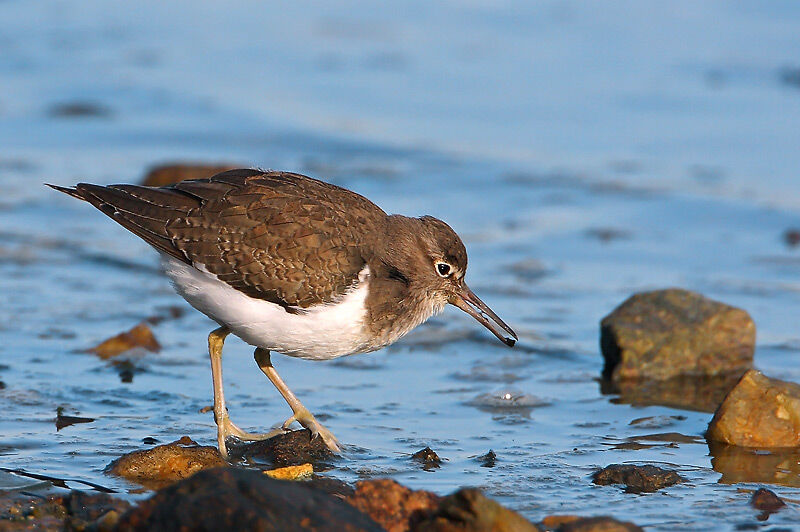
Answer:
[50,169,388,309]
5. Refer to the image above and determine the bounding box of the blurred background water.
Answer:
[1,1,800,529]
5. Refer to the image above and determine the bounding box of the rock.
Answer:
[347,479,440,532]
[0,490,130,531]
[600,289,754,381]
[751,488,786,512]
[411,447,442,470]
[237,429,334,466]
[141,163,240,187]
[115,467,382,531]
[263,463,313,481]
[55,407,95,431]
[106,436,226,489]
[601,373,742,413]
[709,441,800,487]
[88,323,161,359]
[707,369,800,447]
[592,464,683,493]
[553,516,643,532]
[413,488,539,532]
[476,450,496,467]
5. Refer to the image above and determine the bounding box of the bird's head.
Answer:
[385,215,518,347]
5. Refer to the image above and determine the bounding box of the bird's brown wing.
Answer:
[50,169,386,309]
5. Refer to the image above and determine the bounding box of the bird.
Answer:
[48,169,517,458]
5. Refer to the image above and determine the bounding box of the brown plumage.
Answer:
[49,168,516,456]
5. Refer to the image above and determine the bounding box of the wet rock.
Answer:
[141,163,240,187]
[106,436,226,489]
[600,289,754,381]
[547,516,643,532]
[263,463,313,481]
[411,447,442,470]
[55,407,95,431]
[346,479,440,532]
[237,429,334,466]
[709,441,800,488]
[476,450,496,467]
[0,490,130,531]
[88,322,160,359]
[592,464,683,493]
[413,488,540,532]
[751,487,786,512]
[602,372,742,413]
[115,467,381,531]
[707,369,800,447]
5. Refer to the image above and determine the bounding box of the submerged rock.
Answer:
[707,369,800,447]
[414,488,540,532]
[141,163,240,187]
[600,289,754,381]
[106,436,226,489]
[115,467,382,531]
[544,515,643,532]
[88,322,161,359]
[347,479,440,532]
[592,464,683,493]
[0,490,130,531]
[751,487,786,512]
[237,429,334,466]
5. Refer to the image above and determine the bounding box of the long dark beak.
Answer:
[449,284,518,347]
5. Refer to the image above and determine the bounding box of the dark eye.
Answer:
[436,262,451,277]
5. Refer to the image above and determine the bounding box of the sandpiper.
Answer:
[49,169,517,458]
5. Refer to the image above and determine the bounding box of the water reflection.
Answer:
[709,442,800,488]
[600,373,744,413]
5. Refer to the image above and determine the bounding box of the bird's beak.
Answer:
[449,284,518,347]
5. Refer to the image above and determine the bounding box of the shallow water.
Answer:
[2,1,800,529]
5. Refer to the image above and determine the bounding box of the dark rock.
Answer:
[592,464,683,493]
[106,436,226,489]
[552,516,643,532]
[87,322,160,359]
[141,163,240,187]
[0,490,130,531]
[55,407,95,431]
[237,429,334,466]
[115,467,381,532]
[707,369,800,447]
[751,488,786,512]
[413,488,540,532]
[601,372,743,413]
[476,450,497,467]
[709,441,800,488]
[600,289,754,381]
[347,479,440,532]
[411,447,442,470]
[62,491,131,529]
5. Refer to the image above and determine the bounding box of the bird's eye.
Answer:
[436,262,452,277]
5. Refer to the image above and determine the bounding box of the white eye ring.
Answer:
[435,262,452,277]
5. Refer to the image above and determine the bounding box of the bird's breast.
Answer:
[161,255,375,360]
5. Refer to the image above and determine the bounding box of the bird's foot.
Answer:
[283,407,340,453]
[216,414,285,460]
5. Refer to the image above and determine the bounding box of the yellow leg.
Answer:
[254,348,341,452]
[208,328,283,459]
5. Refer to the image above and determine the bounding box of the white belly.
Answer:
[160,255,372,360]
